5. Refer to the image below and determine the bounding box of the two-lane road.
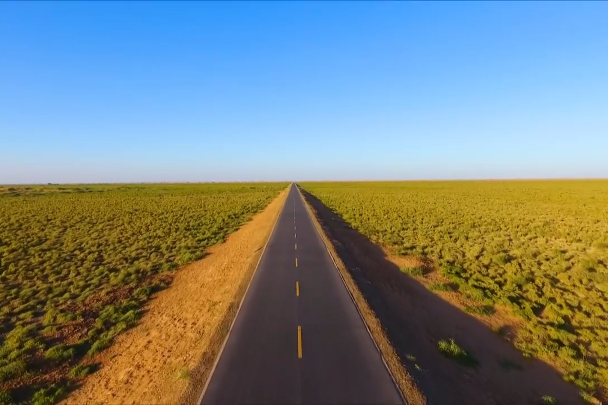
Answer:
[200,184,403,404]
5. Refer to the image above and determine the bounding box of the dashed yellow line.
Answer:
[296,281,300,296]
[295,257,298,267]
[295,243,297,250]
[297,326,303,358]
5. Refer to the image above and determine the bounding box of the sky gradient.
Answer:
[1,2,607,183]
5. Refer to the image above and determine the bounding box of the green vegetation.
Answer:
[301,180,608,402]
[428,282,456,292]
[463,305,495,316]
[44,345,75,361]
[0,183,285,403]
[437,338,478,367]
[67,364,90,379]
[0,391,13,405]
[541,395,557,405]
[400,265,425,277]
[31,384,65,405]
[178,368,191,380]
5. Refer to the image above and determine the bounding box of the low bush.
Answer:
[400,266,425,277]
[31,384,66,405]
[437,338,478,367]
[540,395,557,405]
[0,360,27,382]
[87,338,110,356]
[464,305,495,316]
[428,283,455,292]
[0,391,14,405]
[68,364,91,378]
[44,345,75,361]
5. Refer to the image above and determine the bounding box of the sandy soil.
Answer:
[62,189,287,405]
[301,189,583,405]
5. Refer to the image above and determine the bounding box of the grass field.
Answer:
[300,180,608,403]
[0,183,286,404]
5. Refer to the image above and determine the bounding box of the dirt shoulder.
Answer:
[300,189,583,405]
[62,189,287,405]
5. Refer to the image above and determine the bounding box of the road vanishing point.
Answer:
[200,184,404,405]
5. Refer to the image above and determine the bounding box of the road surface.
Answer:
[200,184,403,404]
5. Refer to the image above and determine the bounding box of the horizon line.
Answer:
[2,177,608,186]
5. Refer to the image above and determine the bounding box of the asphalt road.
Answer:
[200,184,403,405]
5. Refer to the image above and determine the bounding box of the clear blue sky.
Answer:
[1,2,607,183]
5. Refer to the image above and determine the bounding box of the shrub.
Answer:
[31,384,66,405]
[161,262,178,272]
[0,391,14,405]
[464,305,495,316]
[437,338,478,367]
[400,265,425,277]
[87,338,110,356]
[580,391,601,404]
[44,345,75,361]
[540,396,557,405]
[0,360,27,382]
[68,364,91,378]
[428,283,455,292]
[492,253,512,266]
[176,251,204,266]
[133,286,152,300]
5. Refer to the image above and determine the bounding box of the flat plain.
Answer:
[301,180,608,404]
[0,183,286,405]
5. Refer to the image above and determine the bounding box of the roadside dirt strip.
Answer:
[62,189,288,405]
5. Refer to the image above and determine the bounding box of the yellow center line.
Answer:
[296,281,300,296]
[297,326,303,358]
[295,257,298,267]
[295,243,297,250]
[295,233,297,239]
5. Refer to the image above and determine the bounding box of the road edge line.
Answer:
[196,184,291,405]
[296,185,422,405]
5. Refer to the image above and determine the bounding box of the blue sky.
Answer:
[1,2,607,183]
